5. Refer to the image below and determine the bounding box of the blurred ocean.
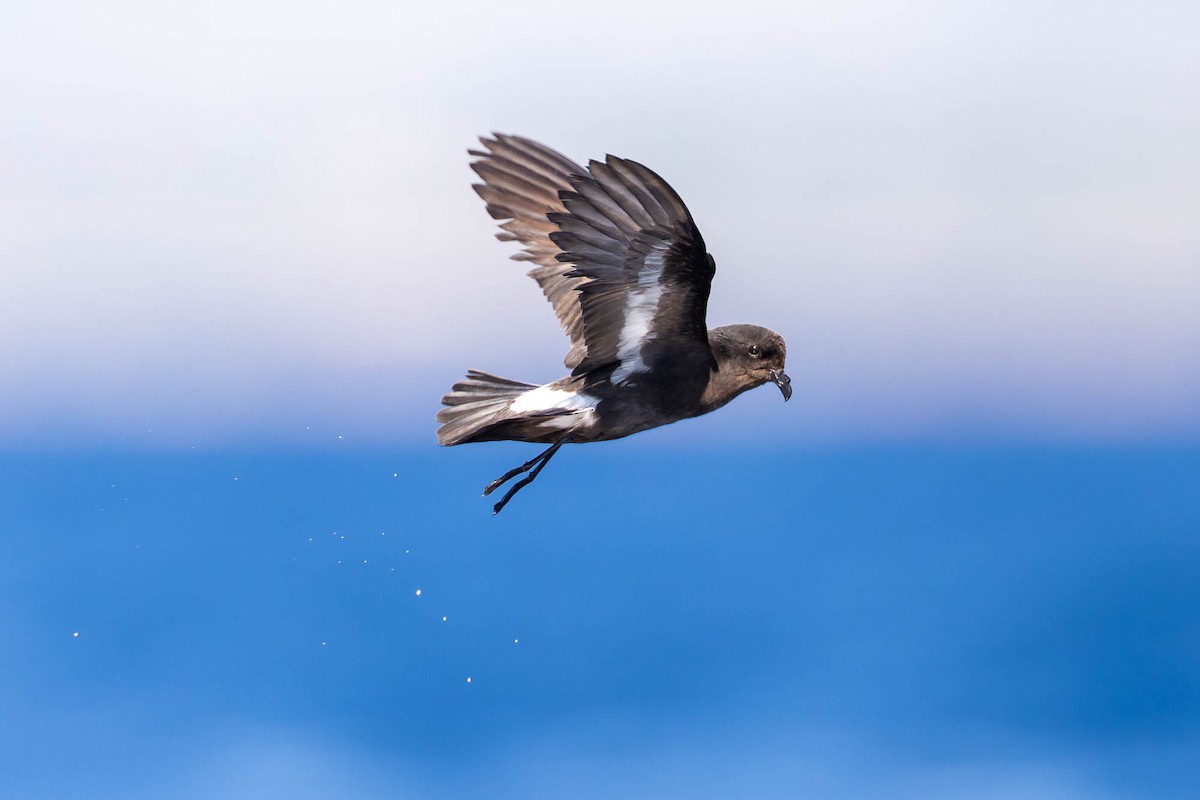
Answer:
[3,445,1197,798]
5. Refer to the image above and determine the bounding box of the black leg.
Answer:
[484,438,566,515]
[483,446,553,497]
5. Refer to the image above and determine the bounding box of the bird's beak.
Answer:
[769,369,792,401]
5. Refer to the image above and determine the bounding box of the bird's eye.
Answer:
[748,345,762,358]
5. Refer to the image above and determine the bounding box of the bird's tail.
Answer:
[436,370,537,446]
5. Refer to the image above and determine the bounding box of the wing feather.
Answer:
[470,134,591,367]
[469,135,718,383]
[553,156,718,383]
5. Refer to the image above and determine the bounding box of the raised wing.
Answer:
[470,134,591,368]
[551,156,717,384]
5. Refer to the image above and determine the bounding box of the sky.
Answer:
[2,3,1200,799]
[2,0,1198,447]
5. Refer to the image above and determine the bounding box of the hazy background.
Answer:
[2,1,1199,798]
[3,0,1197,446]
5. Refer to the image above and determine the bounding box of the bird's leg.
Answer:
[482,444,555,496]
[490,441,564,515]
[485,438,566,515]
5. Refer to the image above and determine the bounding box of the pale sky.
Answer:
[2,0,1197,446]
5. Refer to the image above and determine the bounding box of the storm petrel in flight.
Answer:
[438,134,791,514]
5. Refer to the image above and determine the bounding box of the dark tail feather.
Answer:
[436,370,536,446]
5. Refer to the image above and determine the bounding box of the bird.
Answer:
[438,133,791,514]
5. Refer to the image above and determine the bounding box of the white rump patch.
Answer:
[509,385,597,415]
[612,244,668,384]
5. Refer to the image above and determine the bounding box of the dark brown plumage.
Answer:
[438,134,791,513]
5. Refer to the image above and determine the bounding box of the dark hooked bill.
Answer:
[769,369,792,401]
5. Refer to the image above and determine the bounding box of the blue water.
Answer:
[3,446,1198,798]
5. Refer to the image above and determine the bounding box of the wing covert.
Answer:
[470,136,718,383]
[550,155,717,384]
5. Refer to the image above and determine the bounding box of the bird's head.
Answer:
[707,324,792,403]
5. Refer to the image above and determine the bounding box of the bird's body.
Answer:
[440,324,785,447]
[438,134,791,512]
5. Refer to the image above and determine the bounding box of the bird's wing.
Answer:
[470,134,592,369]
[551,155,717,384]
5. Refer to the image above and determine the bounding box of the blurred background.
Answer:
[2,1,1198,797]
